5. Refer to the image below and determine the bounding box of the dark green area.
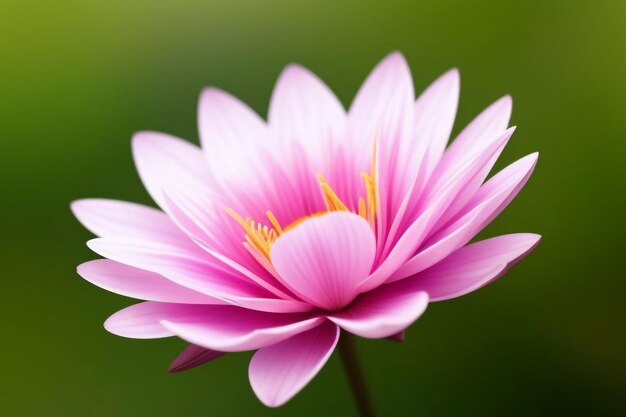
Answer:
[2,1,624,415]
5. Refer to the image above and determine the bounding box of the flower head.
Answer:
[72,52,540,407]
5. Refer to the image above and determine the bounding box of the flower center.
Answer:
[227,149,378,263]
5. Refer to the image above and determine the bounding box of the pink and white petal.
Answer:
[104,302,215,339]
[249,321,339,407]
[132,131,213,209]
[430,96,513,226]
[197,88,271,186]
[441,95,512,167]
[381,69,460,256]
[360,128,514,292]
[348,52,415,250]
[198,88,323,226]
[161,307,324,352]
[71,198,194,249]
[161,189,298,301]
[87,237,269,300]
[198,87,267,152]
[270,212,376,311]
[77,259,223,304]
[404,234,541,301]
[168,344,225,373]
[389,152,539,281]
[349,52,414,173]
[416,69,461,181]
[269,64,346,171]
[328,285,428,339]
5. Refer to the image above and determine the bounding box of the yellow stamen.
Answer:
[225,208,277,259]
[361,171,377,228]
[317,173,349,212]
[265,211,283,235]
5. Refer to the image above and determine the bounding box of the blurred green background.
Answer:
[2,0,625,415]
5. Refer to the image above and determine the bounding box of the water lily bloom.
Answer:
[72,52,540,407]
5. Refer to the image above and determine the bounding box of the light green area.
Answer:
[1,1,624,415]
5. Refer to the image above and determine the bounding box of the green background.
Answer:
[2,0,625,415]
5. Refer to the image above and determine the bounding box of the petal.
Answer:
[160,308,324,352]
[270,212,376,311]
[104,302,213,339]
[389,153,539,281]
[404,234,541,301]
[249,321,339,407]
[360,127,515,292]
[87,237,268,300]
[442,95,512,167]
[161,189,300,301]
[132,131,212,209]
[71,198,194,248]
[77,259,222,304]
[430,96,513,225]
[416,69,461,180]
[348,52,414,173]
[269,64,346,172]
[168,344,225,373]
[197,88,270,185]
[381,69,460,256]
[349,52,415,250]
[328,285,428,338]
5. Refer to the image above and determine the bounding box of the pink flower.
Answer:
[72,52,540,407]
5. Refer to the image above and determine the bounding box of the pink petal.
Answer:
[197,88,270,186]
[348,52,414,174]
[430,96,513,226]
[416,69,461,181]
[269,64,346,173]
[381,69,460,257]
[161,190,300,301]
[104,302,214,339]
[328,285,428,338]
[87,237,269,300]
[404,234,541,301]
[160,308,324,352]
[348,52,415,252]
[198,86,327,228]
[270,212,376,311]
[168,344,225,373]
[389,152,539,281]
[442,95,512,168]
[132,131,213,210]
[71,198,195,249]
[249,321,339,407]
[361,127,515,292]
[77,259,223,304]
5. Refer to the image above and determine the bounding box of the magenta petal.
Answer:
[249,321,339,407]
[270,212,376,311]
[77,259,223,304]
[328,285,428,338]
[168,344,225,373]
[160,308,324,352]
[406,233,541,301]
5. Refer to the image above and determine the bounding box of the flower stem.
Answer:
[338,332,375,417]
